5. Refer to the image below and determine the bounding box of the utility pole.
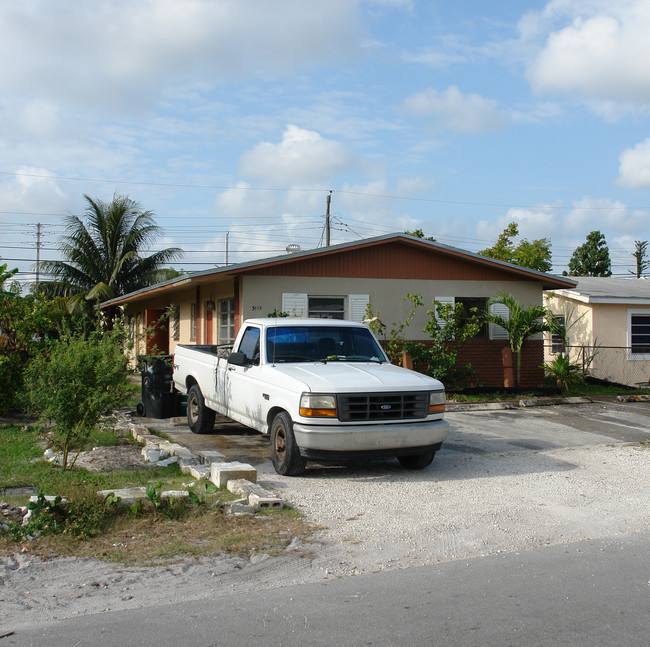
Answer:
[35,222,42,286]
[225,231,229,266]
[325,191,332,247]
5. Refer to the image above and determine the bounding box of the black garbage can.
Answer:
[139,355,176,418]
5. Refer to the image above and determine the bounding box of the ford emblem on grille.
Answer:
[380,404,392,410]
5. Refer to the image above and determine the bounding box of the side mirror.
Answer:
[227,351,249,367]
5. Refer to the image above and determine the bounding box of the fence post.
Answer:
[502,347,514,388]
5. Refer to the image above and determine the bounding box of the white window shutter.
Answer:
[434,296,455,326]
[348,294,369,322]
[489,302,510,340]
[281,293,308,317]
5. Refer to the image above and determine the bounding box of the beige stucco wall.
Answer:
[243,276,543,340]
[120,278,235,355]
[544,293,650,386]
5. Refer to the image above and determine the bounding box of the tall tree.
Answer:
[39,194,182,313]
[479,222,552,272]
[485,292,550,388]
[563,230,611,277]
[630,240,649,278]
[405,228,436,242]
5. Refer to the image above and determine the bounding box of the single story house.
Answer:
[544,277,650,387]
[102,233,575,388]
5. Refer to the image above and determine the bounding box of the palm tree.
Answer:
[0,262,19,297]
[39,194,182,313]
[485,292,550,388]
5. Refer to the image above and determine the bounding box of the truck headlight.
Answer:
[300,393,337,417]
[429,391,446,414]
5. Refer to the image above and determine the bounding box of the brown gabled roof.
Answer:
[100,233,576,307]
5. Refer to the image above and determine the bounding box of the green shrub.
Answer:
[544,353,584,391]
[24,327,130,468]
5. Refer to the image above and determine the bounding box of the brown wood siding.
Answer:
[239,242,532,281]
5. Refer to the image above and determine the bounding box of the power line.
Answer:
[3,168,650,212]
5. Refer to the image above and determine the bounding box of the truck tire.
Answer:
[398,448,436,470]
[187,384,215,434]
[270,412,307,476]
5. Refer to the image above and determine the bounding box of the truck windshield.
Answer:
[266,325,386,363]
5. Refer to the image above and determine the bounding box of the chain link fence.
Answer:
[546,344,650,388]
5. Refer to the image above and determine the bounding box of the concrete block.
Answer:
[198,450,226,464]
[29,494,68,506]
[248,493,284,510]
[157,441,179,455]
[175,447,199,463]
[224,498,254,515]
[133,432,161,445]
[157,456,178,467]
[161,490,190,500]
[210,462,257,488]
[97,487,148,506]
[227,479,269,497]
[189,464,212,480]
[141,447,161,462]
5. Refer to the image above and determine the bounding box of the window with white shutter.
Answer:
[348,294,369,322]
[489,302,510,340]
[434,296,455,327]
[281,293,308,317]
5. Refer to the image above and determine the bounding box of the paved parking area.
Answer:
[143,398,650,473]
[444,398,650,456]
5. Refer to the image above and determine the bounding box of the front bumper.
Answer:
[292,419,449,456]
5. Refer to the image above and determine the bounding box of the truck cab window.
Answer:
[239,327,261,365]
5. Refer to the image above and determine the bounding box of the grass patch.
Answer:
[1,423,313,563]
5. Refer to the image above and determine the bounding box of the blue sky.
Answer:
[2,0,650,288]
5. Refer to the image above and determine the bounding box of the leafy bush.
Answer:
[365,296,480,386]
[544,353,584,391]
[405,300,481,387]
[0,293,72,413]
[24,327,131,468]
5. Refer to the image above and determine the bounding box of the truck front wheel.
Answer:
[187,384,216,434]
[397,448,437,470]
[270,412,306,476]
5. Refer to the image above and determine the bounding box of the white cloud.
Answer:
[0,0,363,113]
[617,138,650,189]
[564,196,648,235]
[400,86,509,133]
[524,1,650,108]
[239,125,353,186]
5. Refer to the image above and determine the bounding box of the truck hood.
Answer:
[269,362,443,393]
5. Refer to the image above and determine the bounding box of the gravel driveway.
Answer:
[258,399,650,576]
[2,399,649,627]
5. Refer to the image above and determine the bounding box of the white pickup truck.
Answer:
[172,318,448,476]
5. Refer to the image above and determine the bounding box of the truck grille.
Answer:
[337,392,429,422]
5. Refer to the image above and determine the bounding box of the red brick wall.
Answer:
[456,338,544,388]
[384,338,544,389]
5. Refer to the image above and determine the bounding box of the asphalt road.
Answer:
[8,532,650,647]
[4,398,648,646]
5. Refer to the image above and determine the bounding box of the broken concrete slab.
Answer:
[160,490,190,500]
[227,479,270,498]
[210,462,257,488]
[197,450,226,464]
[617,394,650,402]
[188,464,212,480]
[141,447,161,463]
[223,497,254,515]
[97,487,148,506]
